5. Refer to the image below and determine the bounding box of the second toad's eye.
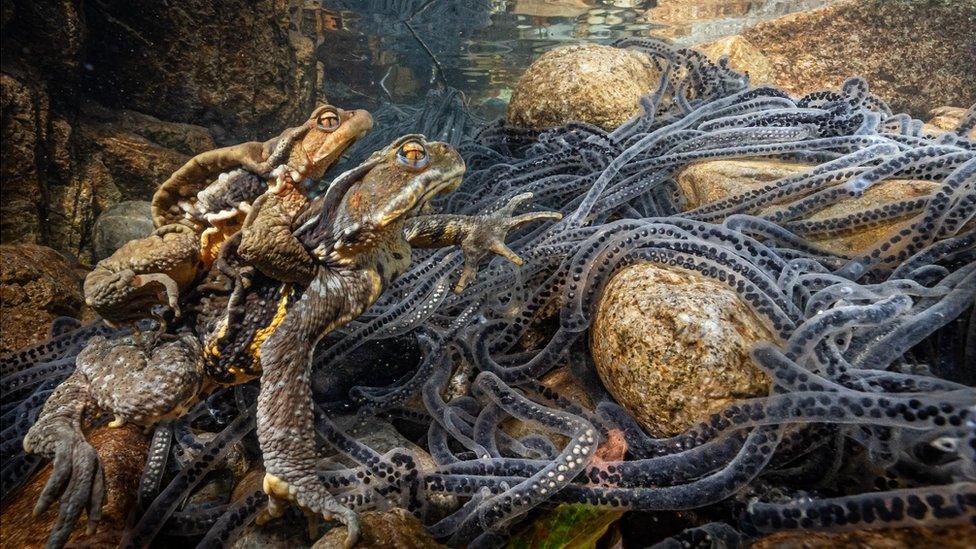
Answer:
[317,109,341,132]
[397,140,429,171]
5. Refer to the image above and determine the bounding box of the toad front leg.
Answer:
[255,269,374,548]
[238,179,316,285]
[405,192,562,292]
[84,224,201,325]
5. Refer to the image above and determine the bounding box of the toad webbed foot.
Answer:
[258,473,360,548]
[22,372,104,549]
[454,192,562,292]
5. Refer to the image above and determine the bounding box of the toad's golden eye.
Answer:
[317,110,341,132]
[396,140,429,171]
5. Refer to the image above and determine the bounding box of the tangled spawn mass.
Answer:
[2,38,975,548]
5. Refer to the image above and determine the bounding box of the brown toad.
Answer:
[24,135,562,549]
[84,105,374,326]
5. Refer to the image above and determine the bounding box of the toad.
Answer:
[23,135,562,548]
[83,105,374,326]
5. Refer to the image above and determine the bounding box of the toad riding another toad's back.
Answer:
[22,105,561,548]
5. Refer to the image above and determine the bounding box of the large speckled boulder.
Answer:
[507,44,658,131]
[590,263,772,437]
[92,200,154,261]
[676,159,941,256]
[704,0,976,117]
[312,508,447,549]
[0,425,148,548]
[0,244,88,354]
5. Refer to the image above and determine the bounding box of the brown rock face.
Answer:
[590,263,772,437]
[507,44,659,131]
[0,425,149,548]
[0,81,213,262]
[0,244,87,354]
[676,159,941,256]
[311,508,447,549]
[1,72,46,245]
[2,0,312,262]
[730,0,976,116]
[83,0,317,141]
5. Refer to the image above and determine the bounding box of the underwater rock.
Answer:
[676,159,941,256]
[590,262,772,437]
[77,105,214,205]
[732,0,976,116]
[1,70,214,263]
[752,525,976,549]
[0,424,148,548]
[83,0,318,141]
[232,514,311,549]
[923,106,976,139]
[311,508,446,549]
[92,200,154,262]
[0,244,87,354]
[696,35,776,86]
[0,72,48,246]
[507,44,658,131]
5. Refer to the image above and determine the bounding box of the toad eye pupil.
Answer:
[397,141,429,170]
[317,112,340,132]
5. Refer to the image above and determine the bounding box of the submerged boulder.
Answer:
[0,244,88,354]
[590,263,772,437]
[701,0,976,116]
[507,44,658,131]
[92,200,155,262]
[923,106,976,139]
[675,159,941,256]
[311,508,446,549]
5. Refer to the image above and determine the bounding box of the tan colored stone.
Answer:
[696,35,777,86]
[0,425,149,549]
[752,525,976,549]
[786,179,940,256]
[677,159,809,210]
[312,508,447,549]
[0,244,88,354]
[507,44,659,131]
[676,159,942,256]
[590,263,773,437]
[923,106,976,139]
[738,0,976,117]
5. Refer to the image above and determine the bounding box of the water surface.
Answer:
[302,0,834,118]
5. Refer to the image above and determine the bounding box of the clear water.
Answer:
[303,0,834,119]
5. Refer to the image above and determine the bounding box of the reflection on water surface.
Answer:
[301,0,834,118]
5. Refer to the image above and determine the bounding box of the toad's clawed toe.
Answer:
[261,473,360,547]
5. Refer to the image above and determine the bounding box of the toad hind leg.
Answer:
[23,332,205,549]
[22,371,104,549]
[256,268,375,548]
